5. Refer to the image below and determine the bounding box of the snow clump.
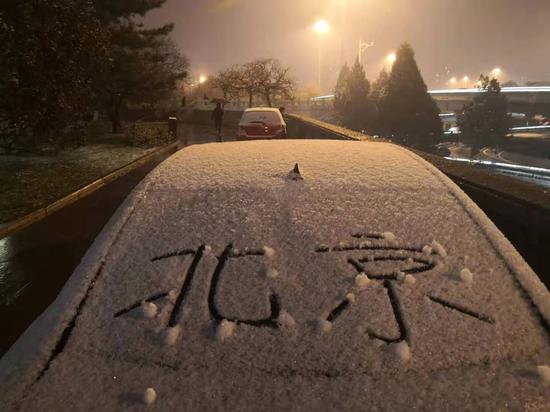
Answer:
[355,273,371,290]
[141,302,158,319]
[404,275,417,286]
[164,325,181,346]
[316,319,333,333]
[459,268,474,284]
[277,311,296,329]
[204,245,212,255]
[382,232,397,244]
[346,293,356,304]
[537,365,550,386]
[263,246,276,258]
[422,245,433,255]
[168,289,178,303]
[395,271,406,282]
[265,268,279,279]
[143,388,157,405]
[430,240,447,258]
[391,341,411,362]
[216,320,236,342]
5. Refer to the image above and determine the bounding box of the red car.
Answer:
[237,108,287,140]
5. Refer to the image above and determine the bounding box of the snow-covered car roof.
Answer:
[1,140,549,410]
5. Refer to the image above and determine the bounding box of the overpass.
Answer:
[311,86,550,117]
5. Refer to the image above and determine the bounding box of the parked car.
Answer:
[237,108,287,140]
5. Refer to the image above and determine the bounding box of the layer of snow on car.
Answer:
[1,140,549,410]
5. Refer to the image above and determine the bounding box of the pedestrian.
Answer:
[212,102,224,142]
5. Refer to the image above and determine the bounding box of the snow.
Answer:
[391,341,411,362]
[382,232,397,244]
[422,245,433,255]
[265,268,279,279]
[215,320,236,342]
[1,140,549,410]
[355,273,371,290]
[459,268,474,284]
[141,302,158,319]
[263,246,275,258]
[404,274,417,286]
[537,365,550,386]
[317,319,333,333]
[431,240,447,258]
[164,325,181,346]
[143,388,157,405]
[277,311,296,329]
[346,293,356,304]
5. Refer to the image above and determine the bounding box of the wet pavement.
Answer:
[0,125,233,356]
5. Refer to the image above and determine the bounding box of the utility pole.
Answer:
[358,40,374,67]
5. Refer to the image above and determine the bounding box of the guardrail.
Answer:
[286,114,375,141]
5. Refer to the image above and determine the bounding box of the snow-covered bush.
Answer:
[126,122,175,148]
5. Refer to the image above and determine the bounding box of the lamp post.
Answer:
[358,40,374,67]
[313,20,330,91]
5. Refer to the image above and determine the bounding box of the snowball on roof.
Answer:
[316,319,332,334]
[355,273,371,290]
[263,246,275,258]
[382,232,397,244]
[265,268,279,279]
[391,341,411,362]
[459,268,474,284]
[277,311,296,329]
[143,388,157,405]
[164,325,181,346]
[141,302,158,319]
[216,320,236,342]
[431,240,447,258]
[537,365,550,386]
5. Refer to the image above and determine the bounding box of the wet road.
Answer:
[0,125,233,356]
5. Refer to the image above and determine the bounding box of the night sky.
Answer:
[144,0,550,90]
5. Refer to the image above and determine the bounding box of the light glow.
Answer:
[199,75,207,84]
[313,20,330,34]
[386,53,397,64]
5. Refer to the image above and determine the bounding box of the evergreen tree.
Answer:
[92,0,188,132]
[0,0,106,152]
[370,69,390,134]
[378,43,441,149]
[458,75,510,156]
[333,60,376,131]
[334,63,351,120]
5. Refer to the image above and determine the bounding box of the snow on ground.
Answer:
[1,140,549,410]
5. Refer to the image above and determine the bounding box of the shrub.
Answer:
[125,122,175,148]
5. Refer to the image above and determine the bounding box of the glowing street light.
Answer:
[491,67,502,78]
[386,52,397,64]
[462,76,470,85]
[199,75,207,84]
[313,20,330,91]
[313,19,330,34]
[449,77,457,86]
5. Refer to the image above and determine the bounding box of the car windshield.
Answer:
[241,111,280,125]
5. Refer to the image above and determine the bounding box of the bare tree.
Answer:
[253,59,295,107]
[211,66,241,100]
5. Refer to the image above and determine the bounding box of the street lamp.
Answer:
[386,52,397,65]
[358,40,374,67]
[313,20,330,91]
[449,77,457,86]
[199,75,207,84]
[491,67,502,78]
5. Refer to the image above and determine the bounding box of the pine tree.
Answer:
[334,63,351,120]
[334,60,376,131]
[378,43,441,149]
[92,0,188,132]
[458,75,509,156]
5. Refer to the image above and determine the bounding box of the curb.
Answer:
[0,142,178,240]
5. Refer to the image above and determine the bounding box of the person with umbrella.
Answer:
[211,98,228,142]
